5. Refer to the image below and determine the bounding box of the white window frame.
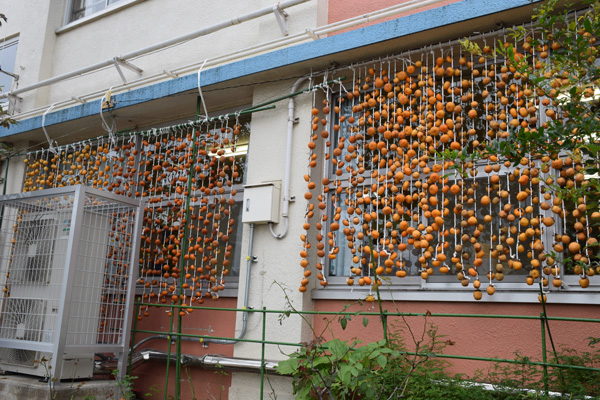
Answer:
[60,0,146,33]
[0,36,19,110]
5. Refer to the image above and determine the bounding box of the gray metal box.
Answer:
[242,182,281,224]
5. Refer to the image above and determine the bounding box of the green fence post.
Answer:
[163,305,177,400]
[382,309,388,342]
[260,307,267,399]
[540,312,549,397]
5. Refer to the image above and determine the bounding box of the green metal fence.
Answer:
[130,301,600,399]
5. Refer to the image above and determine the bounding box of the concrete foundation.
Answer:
[0,374,121,400]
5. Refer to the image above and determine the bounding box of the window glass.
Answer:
[0,38,18,94]
[329,95,533,281]
[68,0,125,23]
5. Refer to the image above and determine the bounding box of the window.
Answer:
[300,32,600,301]
[137,120,250,285]
[0,37,18,95]
[65,0,127,24]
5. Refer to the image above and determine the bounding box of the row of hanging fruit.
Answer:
[300,32,599,300]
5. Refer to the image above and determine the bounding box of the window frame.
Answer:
[0,36,18,112]
[60,0,145,33]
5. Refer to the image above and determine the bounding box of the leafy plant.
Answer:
[143,384,160,397]
[112,369,137,400]
[479,340,600,400]
[278,338,391,399]
[490,0,600,210]
[277,301,455,400]
[547,337,600,397]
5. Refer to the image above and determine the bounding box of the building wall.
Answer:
[133,297,238,399]
[0,0,318,112]
[314,300,600,378]
[327,0,461,33]
[0,1,598,399]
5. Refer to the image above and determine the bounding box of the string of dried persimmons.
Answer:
[22,121,245,318]
[300,32,599,300]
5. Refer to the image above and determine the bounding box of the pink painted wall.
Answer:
[314,300,600,379]
[128,297,599,395]
[327,0,462,34]
[132,297,238,399]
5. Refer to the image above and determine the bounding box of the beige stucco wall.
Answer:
[0,0,318,112]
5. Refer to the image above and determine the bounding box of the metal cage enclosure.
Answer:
[0,186,144,380]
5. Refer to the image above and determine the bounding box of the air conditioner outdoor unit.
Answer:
[0,186,144,381]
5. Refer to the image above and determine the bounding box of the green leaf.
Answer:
[362,317,369,327]
[329,339,348,359]
[339,364,353,386]
[376,354,387,369]
[584,18,592,33]
[297,384,312,399]
[368,349,382,359]
[276,359,298,375]
[340,316,347,330]
[312,356,331,368]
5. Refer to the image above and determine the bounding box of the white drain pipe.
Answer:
[270,77,308,239]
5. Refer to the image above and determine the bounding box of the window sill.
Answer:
[57,0,147,34]
[311,278,600,304]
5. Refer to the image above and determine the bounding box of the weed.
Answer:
[112,369,137,400]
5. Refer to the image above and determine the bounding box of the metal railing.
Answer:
[130,301,600,399]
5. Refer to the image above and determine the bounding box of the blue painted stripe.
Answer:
[0,0,540,138]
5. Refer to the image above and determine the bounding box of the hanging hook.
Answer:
[42,103,59,155]
[197,59,209,119]
[100,86,117,146]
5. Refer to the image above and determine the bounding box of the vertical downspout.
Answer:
[239,223,255,338]
[269,76,308,239]
[131,224,256,347]
[199,222,255,345]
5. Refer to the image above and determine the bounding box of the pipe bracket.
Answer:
[113,57,143,84]
[273,4,289,36]
[305,28,319,40]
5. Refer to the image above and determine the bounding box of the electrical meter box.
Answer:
[242,182,281,224]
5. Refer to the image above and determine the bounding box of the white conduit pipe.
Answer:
[270,76,308,239]
[152,0,446,82]
[97,350,281,374]
[5,0,447,119]
[1,0,310,98]
[208,222,255,345]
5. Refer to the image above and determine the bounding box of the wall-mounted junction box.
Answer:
[242,181,281,224]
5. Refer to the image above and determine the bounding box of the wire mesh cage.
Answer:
[0,185,144,380]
